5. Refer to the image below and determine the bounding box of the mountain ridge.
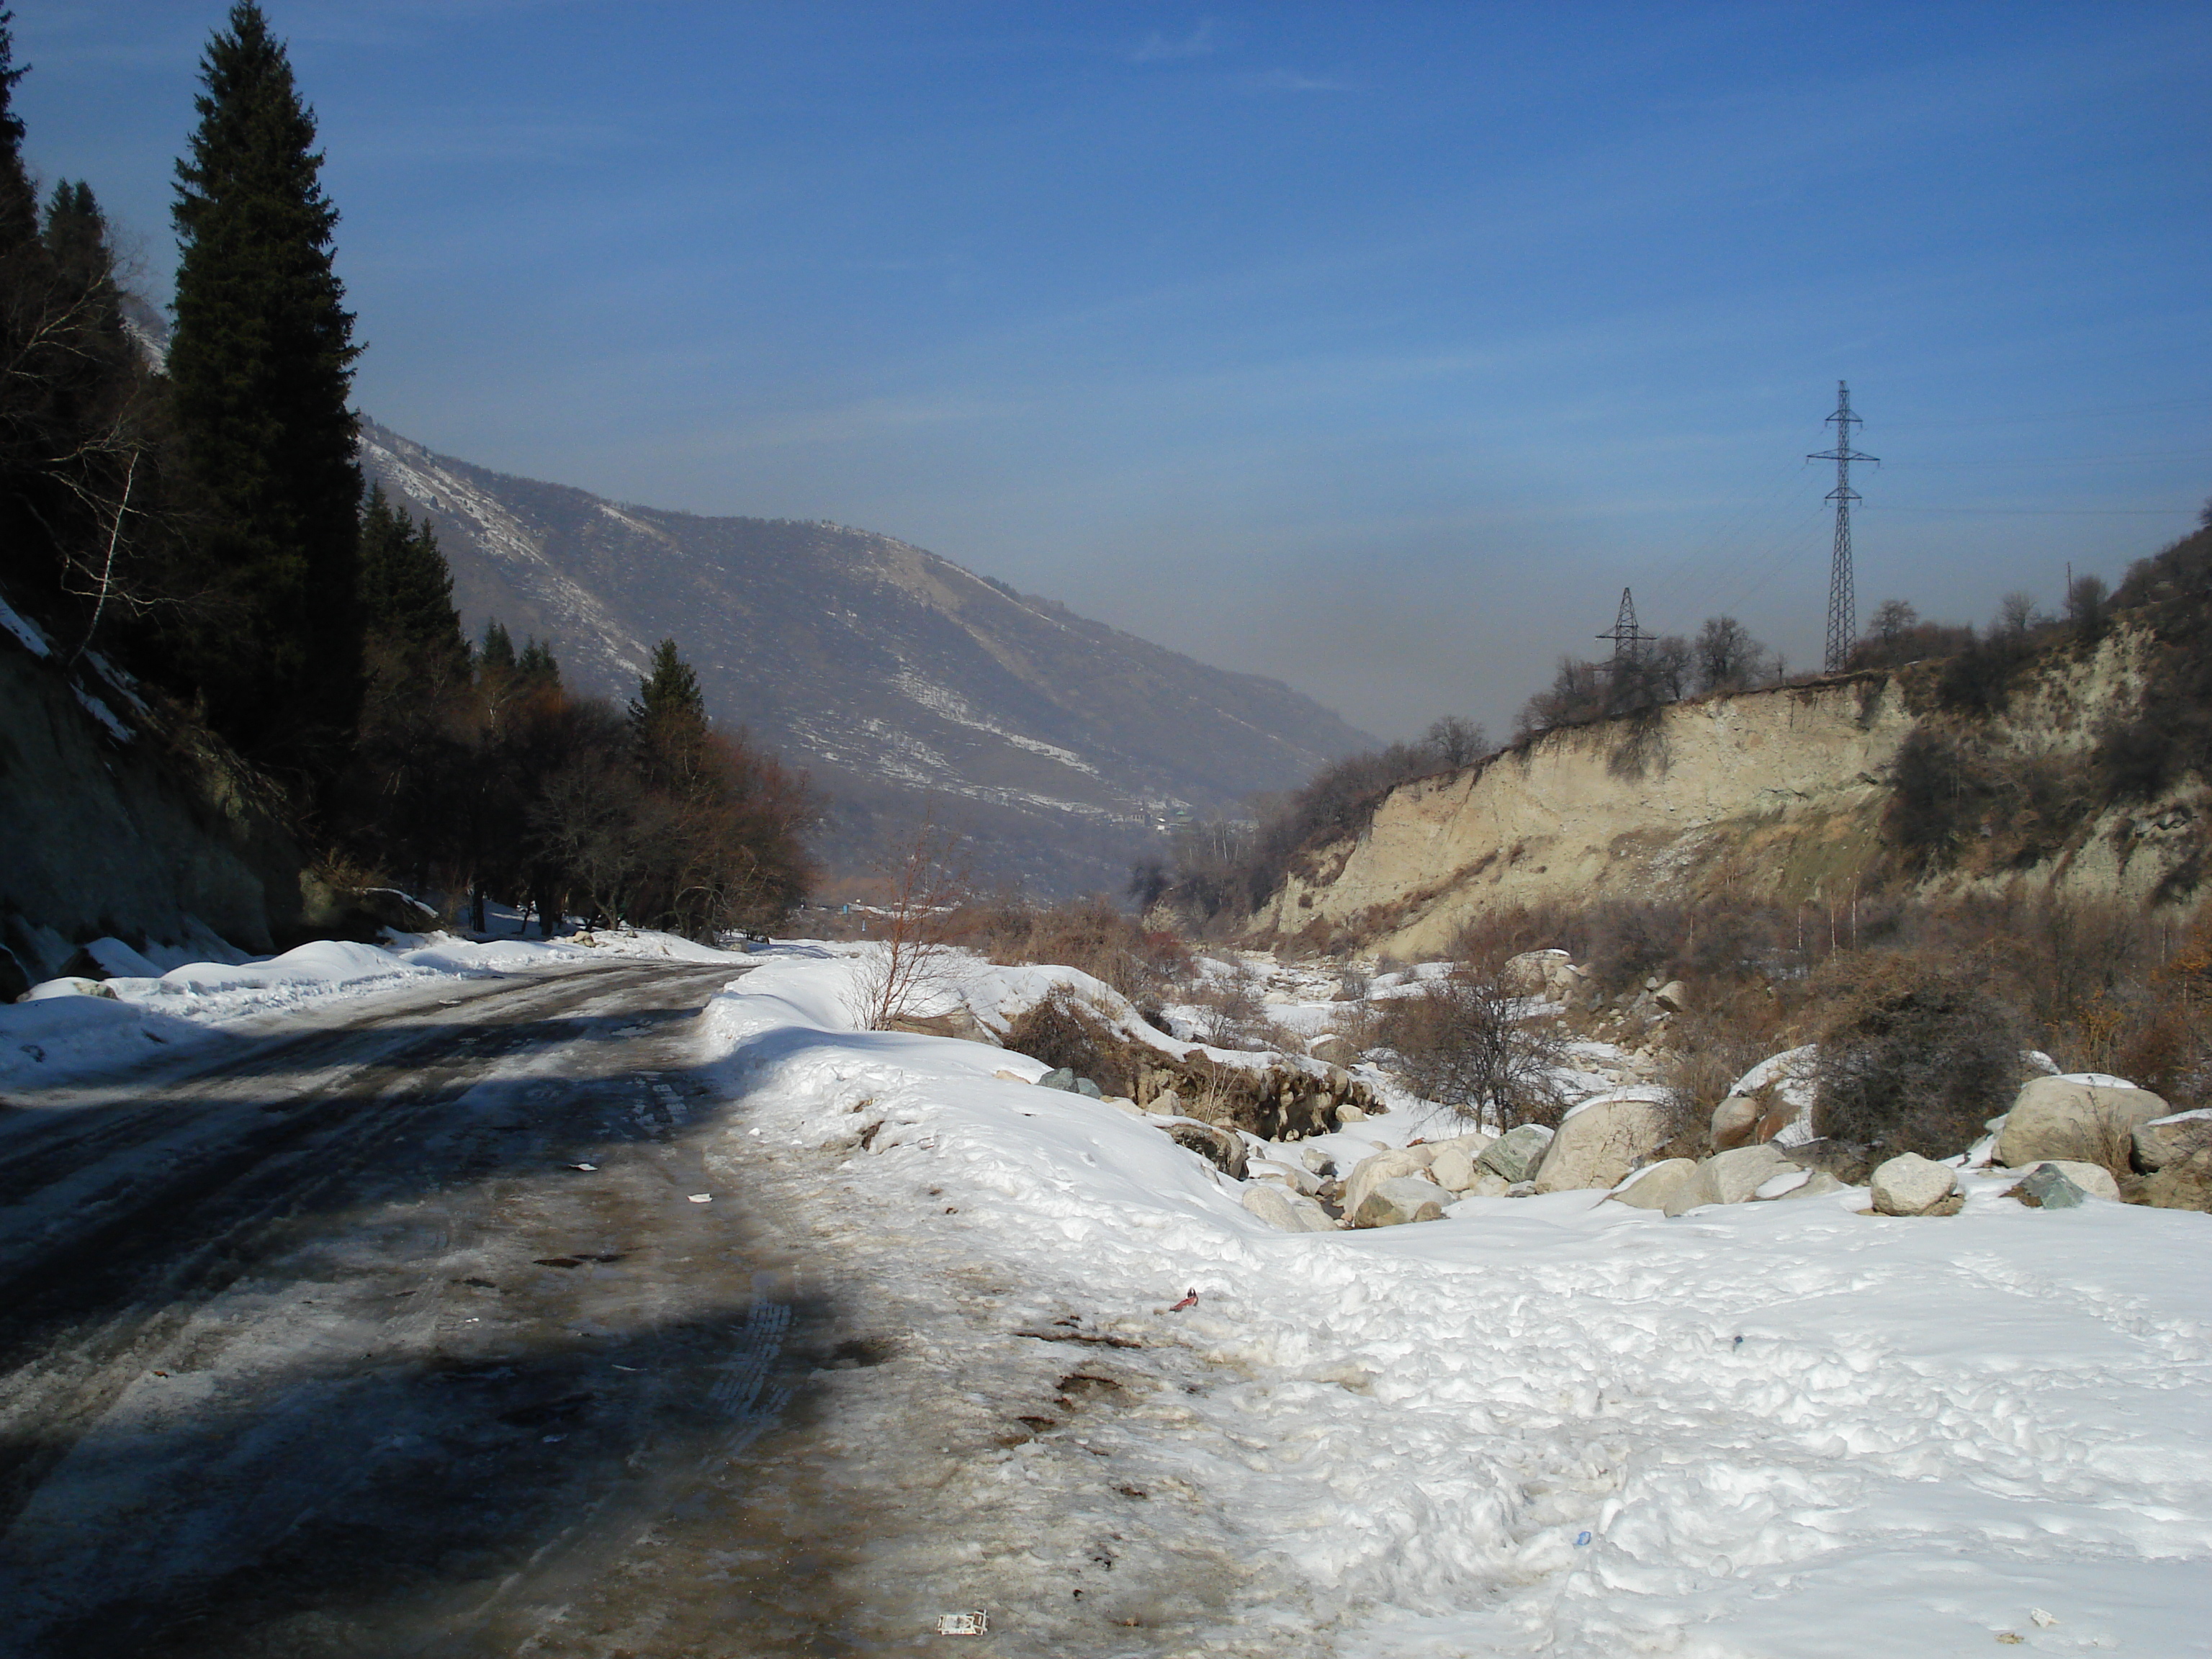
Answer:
[359,420,1375,894]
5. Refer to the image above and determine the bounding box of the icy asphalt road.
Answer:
[0,959,871,1657]
[0,958,1298,1659]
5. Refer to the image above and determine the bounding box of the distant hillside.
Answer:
[359,421,1374,894]
[1241,598,2211,958]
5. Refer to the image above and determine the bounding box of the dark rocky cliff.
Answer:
[0,595,305,989]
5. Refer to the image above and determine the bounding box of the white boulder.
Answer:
[1341,1148,1431,1216]
[1997,1074,2168,1169]
[2134,1109,2212,1172]
[1534,1087,1676,1193]
[1869,1153,1959,1216]
[1243,1184,1340,1233]
[1247,1157,1323,1197]
[1352,1175,1453,1228]
[1424,1133,1497,1192]
[1664,1144,1799,1216]
[1609,1158,1697,1210]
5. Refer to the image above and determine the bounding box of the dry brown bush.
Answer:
[1809,950,2022,1159]
[1657,987,1793,1147]
[947,893,1192,1013]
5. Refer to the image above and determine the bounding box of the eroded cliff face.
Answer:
[1250,634,2206,960]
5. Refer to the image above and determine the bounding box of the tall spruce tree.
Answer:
[0,9,42,595]
[0,11,35,252]
[359,483,465,677]
[169,1,362,769]
[630,637,709,792]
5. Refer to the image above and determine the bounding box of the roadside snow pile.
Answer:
[0,992,217,1082]
[3,927,747,1087]
[698,946,2212,1657]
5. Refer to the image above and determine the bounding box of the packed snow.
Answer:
[695,944,2212,1655]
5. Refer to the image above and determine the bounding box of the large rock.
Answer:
[1476,1123,1554,1184]
[1308,1034,1359,1068]
[1534,1088,1676,1193]
[1771,1168,1847,1202]
[1719,1046,1820,1147]
[1609,1158,1696,1210]
[1781,1138,1874,1185]
[1664,1144,1798,1216]
[1997,1075,2168,1170]
[1248,1156,1323,1197]
[1165,1121,1248,1179]
[2134,1110,2212,1173]
[2032,1160,2121,1202]
[358,886,440,933]
[1503,949,1586,1002]
[2010,1163,2089,1210]
[1709,1094,1762,1152]
[1652,979,1690,1015]
[1869,1153,1959,1216]
[2131,1148,2212,1213]
[1426,1133,1496,1193]
[1352,1175,1453,1228]
[1342,1148,1431,1216]
[1243,1184,1339,1233]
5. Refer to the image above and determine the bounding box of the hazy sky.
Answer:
[18,1,2211,740]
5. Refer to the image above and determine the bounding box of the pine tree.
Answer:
[516,636,561,687]
[0,12,35,253]
[630,637,709,791]
[0,24,147,624]
[169,1,363,768]
[479,619,516,671]
[359,483,465,675]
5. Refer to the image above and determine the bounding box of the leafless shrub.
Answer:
[1184,965,1295,1053]
[1373,969,1568,1128]
[1657,989,1792,1143]
[848,815,966,1031]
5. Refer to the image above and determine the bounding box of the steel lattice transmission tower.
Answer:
[1597,587,1653,662]
[1808,380,1877,673]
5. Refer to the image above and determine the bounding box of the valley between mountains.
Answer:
[361,421,1374,896]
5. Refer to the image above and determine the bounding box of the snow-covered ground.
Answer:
[698,944,2212,1655]
[0,925,746,1090]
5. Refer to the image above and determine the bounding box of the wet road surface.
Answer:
[0,961,868,1658]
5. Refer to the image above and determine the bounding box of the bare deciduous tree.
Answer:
[1375,968,1568,1128]
[1693,615,1771,694]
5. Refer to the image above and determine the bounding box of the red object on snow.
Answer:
[1168,1289,1199,1312]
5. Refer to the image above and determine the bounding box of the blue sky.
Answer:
[18,1,2212,739]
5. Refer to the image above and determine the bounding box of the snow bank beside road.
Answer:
[698,945,2212,1655]
[3,927,747,1089]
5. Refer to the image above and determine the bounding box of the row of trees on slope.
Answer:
[0,4,816,937]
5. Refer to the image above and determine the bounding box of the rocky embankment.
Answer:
[0,594,308,995]
[979,952,2211,1236]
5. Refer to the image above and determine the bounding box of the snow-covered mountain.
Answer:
[360,421,1375,894]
